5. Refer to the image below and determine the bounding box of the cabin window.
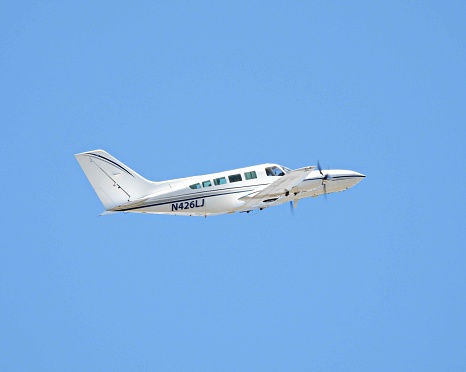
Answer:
[228,174,242,183]
[265,166,285,177]
[213,177,227,185]
[189,183,201,189]
[202,180,212,187]
[244,171,257,180]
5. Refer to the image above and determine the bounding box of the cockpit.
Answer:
[265,165,291,177]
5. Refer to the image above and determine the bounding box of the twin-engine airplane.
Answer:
[75,150,365,217]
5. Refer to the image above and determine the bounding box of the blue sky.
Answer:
[1,1,465,370]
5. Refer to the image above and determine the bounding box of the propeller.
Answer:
[317,161,332,199]
[288,198,299,215]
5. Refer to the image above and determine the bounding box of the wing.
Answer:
[239,166,315,208]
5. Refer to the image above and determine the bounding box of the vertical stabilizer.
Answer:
[75,150,157,210]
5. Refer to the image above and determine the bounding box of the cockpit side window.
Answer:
[265,166,285,177]
[189,183,201,189]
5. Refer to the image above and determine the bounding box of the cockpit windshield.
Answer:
[282,166,292,173]
[265,166,285,177]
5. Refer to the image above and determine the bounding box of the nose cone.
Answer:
[350,171,365,187]
[327,169,365,190]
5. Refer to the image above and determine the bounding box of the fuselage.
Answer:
[110,163,365,216]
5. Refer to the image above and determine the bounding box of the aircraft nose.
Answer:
[353,171,365,178]
[350,171,365,187]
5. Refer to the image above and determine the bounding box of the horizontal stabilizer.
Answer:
[100,210,120,216]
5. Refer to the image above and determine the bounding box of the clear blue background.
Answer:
[1,1,465,371]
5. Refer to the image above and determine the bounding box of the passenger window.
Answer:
[265,166,285,177]
[202,180,212,187]
[189,183,201,189]
[244,171,257,180]
[228,174,242,183]
[213,177,227,185]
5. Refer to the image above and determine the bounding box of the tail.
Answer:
[75,150,157,210]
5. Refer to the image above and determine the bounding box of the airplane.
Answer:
[75,150,365,217]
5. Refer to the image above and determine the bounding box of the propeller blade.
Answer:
[317,160,323,176]
[318,160,330,199]
[289,201,294,216]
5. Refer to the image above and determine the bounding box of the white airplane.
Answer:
[75,150,365,217]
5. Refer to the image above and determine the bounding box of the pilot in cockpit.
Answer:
[265,166,285,177]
